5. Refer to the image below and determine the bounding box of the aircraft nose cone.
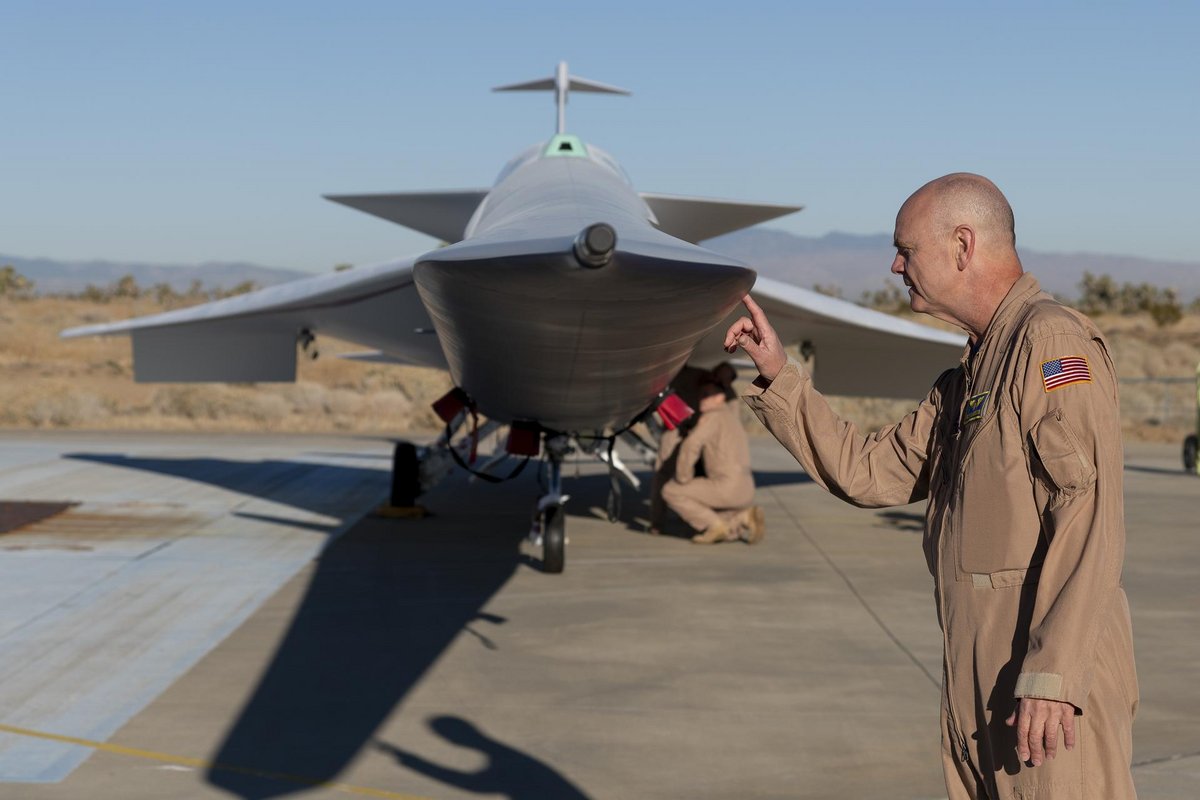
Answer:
[574,223,617,268]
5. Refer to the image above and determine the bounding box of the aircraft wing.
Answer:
[689,275,967,399]
[324,191,489,243]
[640,193,803,243]
[59,256,447,382]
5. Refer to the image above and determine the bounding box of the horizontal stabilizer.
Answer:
[494,61,629,135]
[640,193,803,243]
[493,75,631,96]
[324,190,488,243]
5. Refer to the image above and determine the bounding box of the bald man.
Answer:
[726,174,1137,799]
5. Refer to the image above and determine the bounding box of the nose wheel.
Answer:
[541,503,565,573]
[530,435,572,573]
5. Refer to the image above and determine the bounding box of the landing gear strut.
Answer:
[532,435,572,574]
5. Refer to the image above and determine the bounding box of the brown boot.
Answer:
[691,521,734,544]
[738,506,766,544]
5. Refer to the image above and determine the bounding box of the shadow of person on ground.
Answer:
[875,510,925,533]
[66,451,553,799]
[376,715,591,799]
[200,470,539,799]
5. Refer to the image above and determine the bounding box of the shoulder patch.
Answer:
[962,391,990,424]
[1041,355,1091,392]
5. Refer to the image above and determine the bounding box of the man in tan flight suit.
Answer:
[661,378,765,544]
[725,174,1137,798]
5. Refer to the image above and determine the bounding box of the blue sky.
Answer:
[1,1,1196,272]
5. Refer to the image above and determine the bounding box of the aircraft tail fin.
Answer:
[493,61,630,134]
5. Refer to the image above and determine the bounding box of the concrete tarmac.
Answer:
[0,432,1195,799]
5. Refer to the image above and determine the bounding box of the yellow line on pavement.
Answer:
[0,722,432,800]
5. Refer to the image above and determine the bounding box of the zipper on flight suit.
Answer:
[941,360,974,769]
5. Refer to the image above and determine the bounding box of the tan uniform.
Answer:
[661,402,756,532]
[649,366,710,528]
[745,274,1137,799]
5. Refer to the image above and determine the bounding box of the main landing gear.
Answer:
[382,388,664,574]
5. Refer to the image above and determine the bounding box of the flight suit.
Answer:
[661,402,756,532]
[649,366,710,529]
[744,274,1137,799]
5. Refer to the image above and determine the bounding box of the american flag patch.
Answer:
[1041,355,1091,392]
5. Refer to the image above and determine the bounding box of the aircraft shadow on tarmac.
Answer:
[66,453,385,522]
[65,452,599,799]
[64,451,805,798]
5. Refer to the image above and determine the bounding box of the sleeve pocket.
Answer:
[1029,409,1096,497]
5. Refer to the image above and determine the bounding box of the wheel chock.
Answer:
[373,504,430,519]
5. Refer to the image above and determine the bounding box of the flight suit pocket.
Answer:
[1028,409,1096,504]
[958,412,1045,575]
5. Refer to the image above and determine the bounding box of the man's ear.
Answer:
[954,225,975,271]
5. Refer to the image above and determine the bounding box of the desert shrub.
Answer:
[112,275,141,299]
[0,266,35,299]
[1078,272,1182,326]
[281,382,330,415]
[858,282,910,313]
[25,393,109,427]
[151,385,294,427]
[1149,295,1183,327]
[362,389,414,419]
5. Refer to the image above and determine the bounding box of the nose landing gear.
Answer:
[530,435,572,574]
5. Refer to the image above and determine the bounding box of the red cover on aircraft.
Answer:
[432,387,472,424]
[655,394,694,430]
[506,422,541,456]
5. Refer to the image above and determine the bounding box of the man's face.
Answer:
[890,195,958,322]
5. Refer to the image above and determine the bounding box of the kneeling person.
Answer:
[661,378,764,544]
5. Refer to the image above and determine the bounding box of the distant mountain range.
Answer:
[705,230,1200,303]
[4,230,1197,300]
[0,255,308,294]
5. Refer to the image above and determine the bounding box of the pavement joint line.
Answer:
[767,486,941,690]
[1131,748,1200,769]
[0,722,433,800]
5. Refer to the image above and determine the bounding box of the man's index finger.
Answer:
[742,294,769,329]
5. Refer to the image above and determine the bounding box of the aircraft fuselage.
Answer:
[413,137,755,433]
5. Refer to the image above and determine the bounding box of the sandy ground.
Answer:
[1,296,1197,442]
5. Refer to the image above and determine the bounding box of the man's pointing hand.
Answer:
[724,295,788,382]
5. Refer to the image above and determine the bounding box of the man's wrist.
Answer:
[758,358,786,384]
